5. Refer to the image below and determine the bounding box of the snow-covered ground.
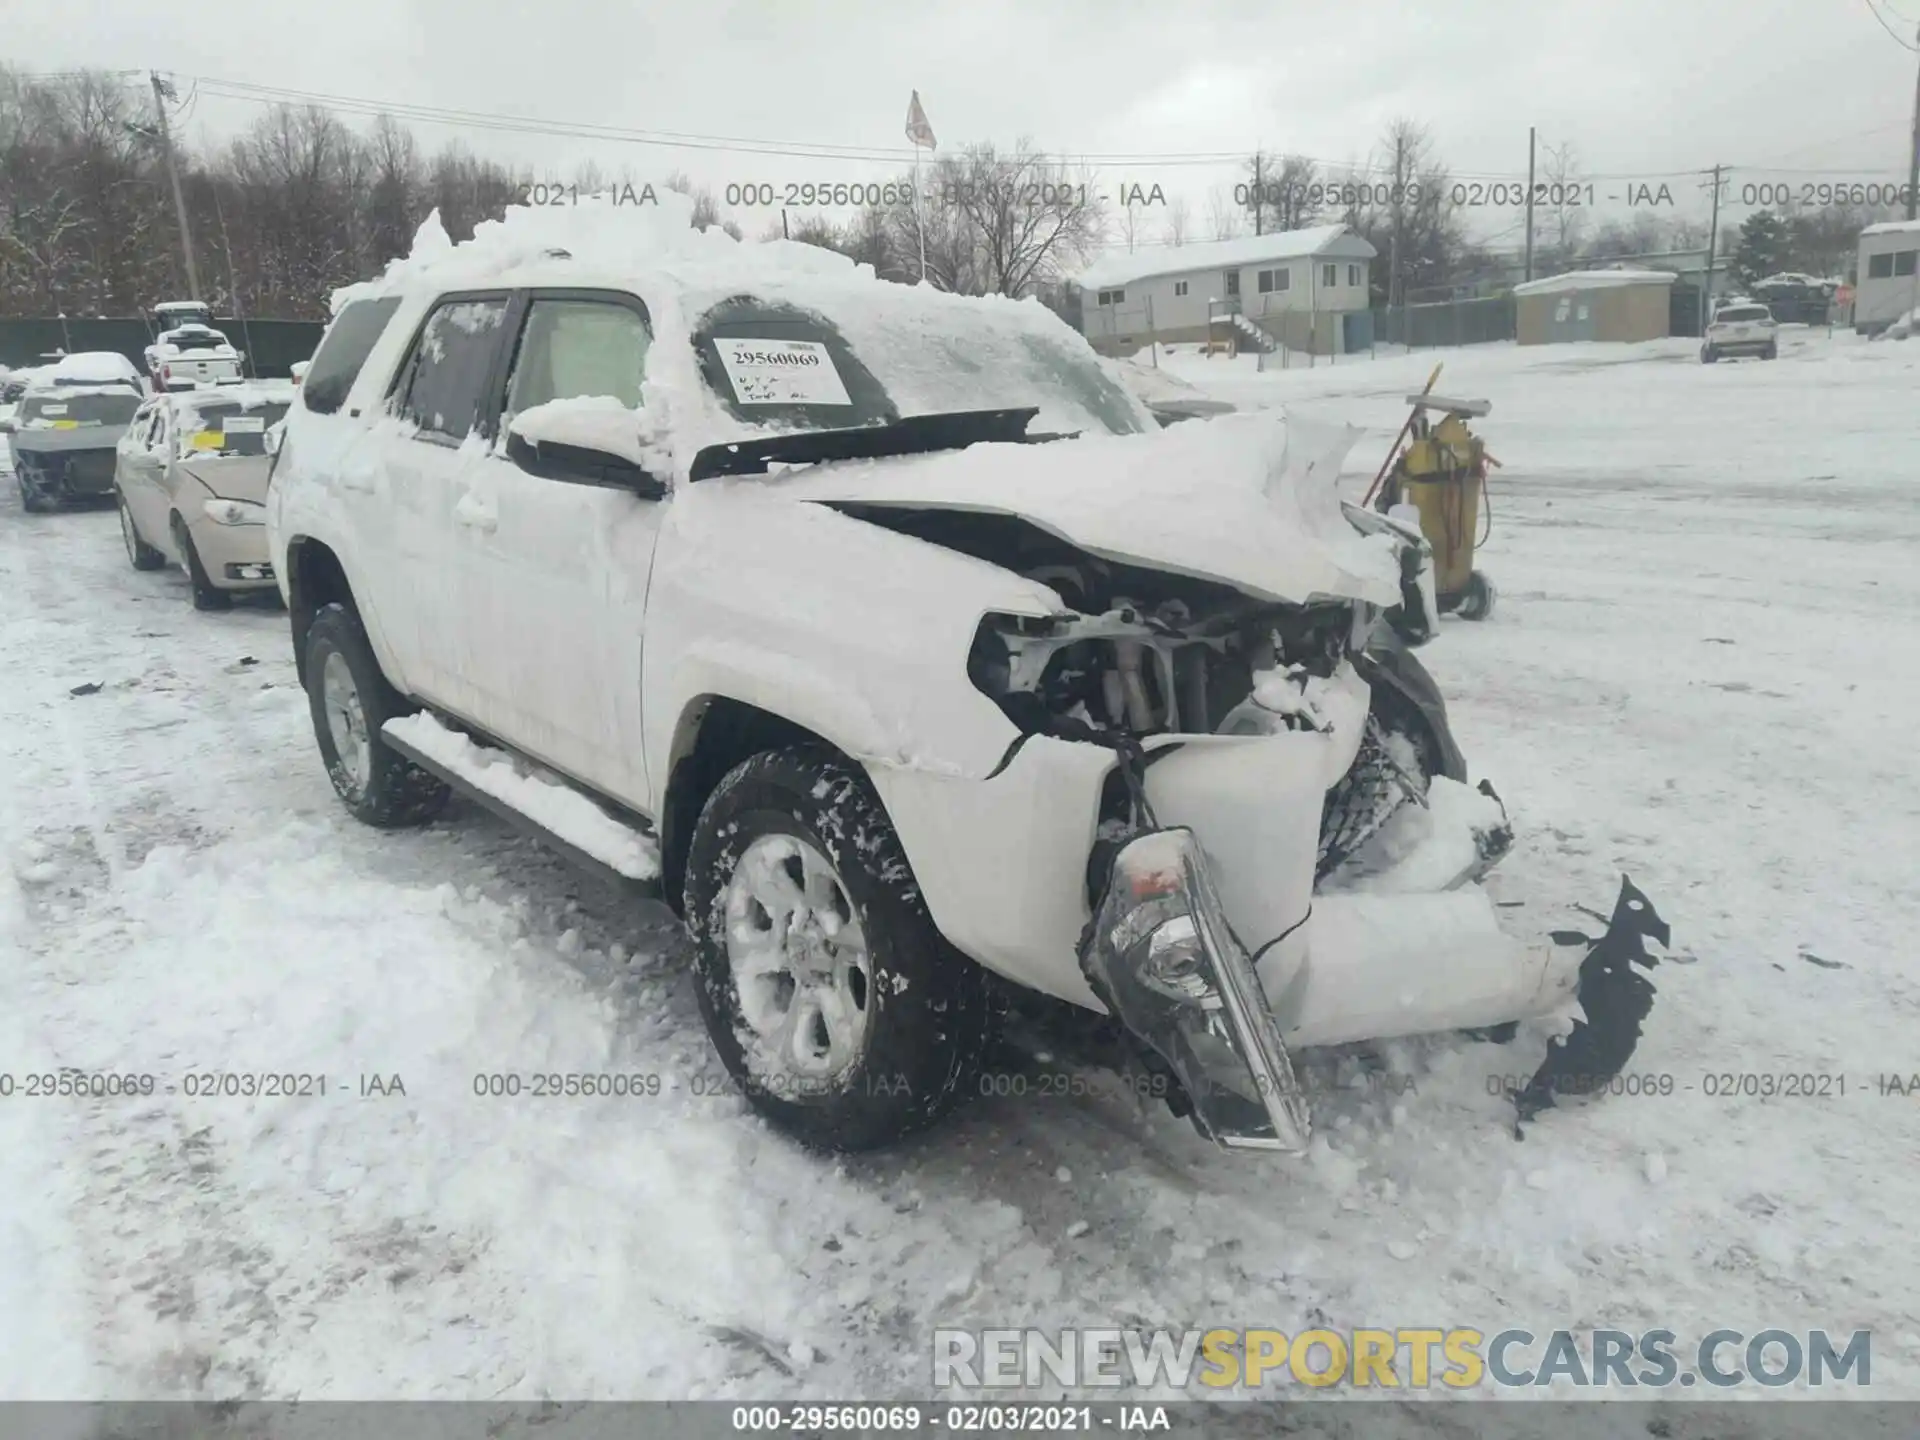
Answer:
[3,326,1917,1405]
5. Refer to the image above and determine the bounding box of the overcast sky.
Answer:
[11,0,1919,248]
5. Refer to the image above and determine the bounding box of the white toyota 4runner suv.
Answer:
[267,204,1665,1155]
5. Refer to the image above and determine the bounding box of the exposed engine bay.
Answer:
[830,503,1373,743]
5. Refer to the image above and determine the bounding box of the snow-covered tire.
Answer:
[683,747,992,1152]
[170,514,230,611]
[1700,346,1717,364]
[118,490,166,570]
[1762,344,1778,361]
[1457,570,1496,621]
[301,603,450,829]
[18,474,52,512]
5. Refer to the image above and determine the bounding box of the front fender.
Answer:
[642,485,1063,799]
[1355,630,1467,782]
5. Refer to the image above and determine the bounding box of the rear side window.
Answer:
[303,297,402,415]
[396,297,511,441]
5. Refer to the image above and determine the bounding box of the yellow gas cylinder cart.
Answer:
[1364,366,1499,621]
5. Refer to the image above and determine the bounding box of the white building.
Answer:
[1855,219,1920,334]
[1070,225,1378,357]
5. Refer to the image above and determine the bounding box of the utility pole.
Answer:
[1702,163,1725,333]
[150,71,201,301]
[1907,22,1920,220]
[1523,126,1537,282]
[1388,131,1405,313]
[1252,153,1264,235]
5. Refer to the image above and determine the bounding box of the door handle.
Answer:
[454,492,498,532]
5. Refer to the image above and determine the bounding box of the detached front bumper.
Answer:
[878,661,1573,1043]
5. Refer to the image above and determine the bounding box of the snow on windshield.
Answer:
[681,278,1152,443]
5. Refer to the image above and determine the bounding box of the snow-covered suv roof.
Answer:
[333,193,1160,461]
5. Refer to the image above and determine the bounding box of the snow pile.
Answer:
[49,351,142,386]
[1884,307,1918,341]
[383,713,660,881]
[330,190,852,315]
[507,394,661,469]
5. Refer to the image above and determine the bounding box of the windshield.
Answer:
[688,290,1152,452]
[178,399,292,456]
[20,390,142,427]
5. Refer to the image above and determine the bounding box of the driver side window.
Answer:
[503,297,653,424]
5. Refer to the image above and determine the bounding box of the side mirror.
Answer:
[504,403,667,500]
[0,418,14,435]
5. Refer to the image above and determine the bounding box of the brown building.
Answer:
[1513,270,1676,345]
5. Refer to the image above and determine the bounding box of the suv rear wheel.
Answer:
[683,747,991,1151]
[302,603,450,828]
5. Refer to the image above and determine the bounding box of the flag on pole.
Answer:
[905,90,937,150]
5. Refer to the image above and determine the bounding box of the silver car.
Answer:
[114,384,292,610]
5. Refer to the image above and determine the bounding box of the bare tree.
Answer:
[891,141,1106,296]
[1162,194,1191,246]
[1242,152,1323,234]
[1333,119,1471,308]
[1206,185,1244,241]
[1535,141,1586,268]
[1118,199,1145,253]
[663,170,741,238]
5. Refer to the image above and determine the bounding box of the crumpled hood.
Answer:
[759,409,1403,607]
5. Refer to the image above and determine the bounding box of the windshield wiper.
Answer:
[689,406,1076,481]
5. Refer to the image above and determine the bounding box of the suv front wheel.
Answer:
[684,748,992,1151]
[302,602,450,828]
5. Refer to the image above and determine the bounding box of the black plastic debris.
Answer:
[1514,876,1670,1129]
[68,681,103,696]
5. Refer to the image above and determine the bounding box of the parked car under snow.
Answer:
[115,383,292,607]
[7,353,147,511]
[267,199,1666,1154]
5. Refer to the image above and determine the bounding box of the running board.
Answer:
[381,714,663,904]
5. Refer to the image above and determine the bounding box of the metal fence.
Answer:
[0,317,326,378]
[1371,295,1516,348]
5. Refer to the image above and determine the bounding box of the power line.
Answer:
[155,72,1734,179]
[1864,0,1920,50]
[8,66,1914,185]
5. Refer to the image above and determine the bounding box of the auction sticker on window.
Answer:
[713,338,851,406]
[220,415,265,434]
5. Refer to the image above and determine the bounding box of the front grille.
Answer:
[62,450,117,492]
